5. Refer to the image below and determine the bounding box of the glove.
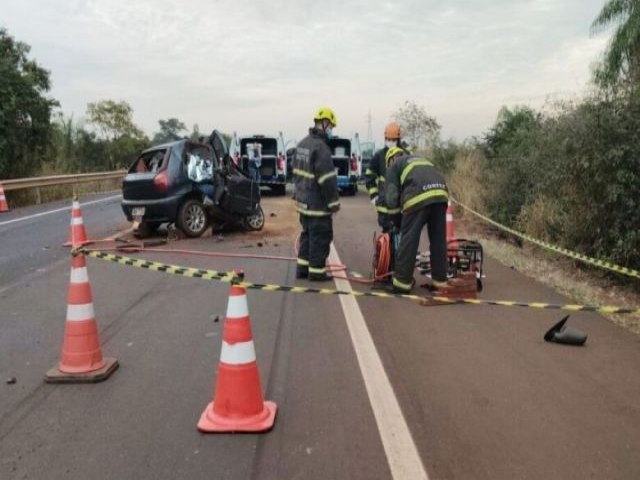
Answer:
[370,196,378,205]
[329,203,340,213]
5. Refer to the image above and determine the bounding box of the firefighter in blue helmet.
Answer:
[293,107,341,281]
[384,146,449,293]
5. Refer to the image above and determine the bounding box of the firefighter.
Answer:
[293,107,341,281]
[384,146,449,293]
[365,122,404,232]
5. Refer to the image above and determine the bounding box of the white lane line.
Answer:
[329,244,429,480]
[0,194,121,227]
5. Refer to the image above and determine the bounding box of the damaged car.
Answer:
[121,130,264,238]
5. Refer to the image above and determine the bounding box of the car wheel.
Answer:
[243,205,265,231]
[274,184,286,196]
[177,199,209,237]
[134,221,161,239]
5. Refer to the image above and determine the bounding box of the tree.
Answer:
[590,0,640,90]
[392,100,441,151]
[86,100,146,169]
[0,28,58,178]
[152,118,187,145]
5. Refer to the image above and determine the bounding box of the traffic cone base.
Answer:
[45,357,119,384]
[198,400,277,433]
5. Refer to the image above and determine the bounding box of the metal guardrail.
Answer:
[0,171,127,192]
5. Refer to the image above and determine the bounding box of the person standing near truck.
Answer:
[293,107,340,281]
[248,142,262,182]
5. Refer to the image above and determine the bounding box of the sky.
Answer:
[3,0,612,145]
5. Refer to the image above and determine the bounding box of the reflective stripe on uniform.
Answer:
[368,187,379,195]
[293,168,315,179]
[309,266,326,274]
[376,205,401,214]
[402,189,448,212]
[297,258,309,266]
[296,208,331,217]
[400,160,434,185]
[318,170,337,185]
[328,200,340,209]
[392,277,413,291]
[365,168,375,175]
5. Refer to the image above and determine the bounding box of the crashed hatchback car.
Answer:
[121,131,264,237]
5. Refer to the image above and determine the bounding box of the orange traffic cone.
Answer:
[198,285,277,432]
[0,184,8,212]
[45,251,118,383]
[446,201,458,258]
[64,197,89,247]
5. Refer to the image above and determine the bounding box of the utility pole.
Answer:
[366,110,373,143]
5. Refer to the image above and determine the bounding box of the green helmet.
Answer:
[314,107,338,127]
[385,146,405,165]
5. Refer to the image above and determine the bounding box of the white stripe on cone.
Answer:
[71,217,84,225]
[226,295,249,318]
[70,266,89,283]
[446,214,453,221]
[66,303,96,322]
[220,340,257,365]
[72,201,80,209]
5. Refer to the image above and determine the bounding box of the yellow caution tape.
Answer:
[452,199,640,280]
[80,249,640,315]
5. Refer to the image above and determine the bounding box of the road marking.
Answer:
[329,244,429,480]
[0,194,121,227]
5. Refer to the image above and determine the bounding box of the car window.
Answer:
[328,139,351,157]
[241,138,277,156]
[131,149,167,173]
[185,145,217,169]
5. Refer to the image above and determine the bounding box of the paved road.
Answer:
[1,191,639,479]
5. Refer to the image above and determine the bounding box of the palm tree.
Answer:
[591,0,640,90]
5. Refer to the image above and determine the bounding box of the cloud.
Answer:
[3,0,609,142]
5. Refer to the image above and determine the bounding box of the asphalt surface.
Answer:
[1,189,639,479]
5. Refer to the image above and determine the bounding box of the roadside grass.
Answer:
[461,218,640,335]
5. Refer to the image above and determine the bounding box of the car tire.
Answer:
[177,199,209,237]
[134,221,161,239]
[274,184,286,196]
[243,205,265,231]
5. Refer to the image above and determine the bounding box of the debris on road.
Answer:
[544,315,588,346]
[6,377,17,385]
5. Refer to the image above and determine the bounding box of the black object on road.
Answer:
[544,315,588,346]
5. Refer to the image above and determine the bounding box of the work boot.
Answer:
[421,279,448,292]
[309,272,332,282]
[385,278,415,294]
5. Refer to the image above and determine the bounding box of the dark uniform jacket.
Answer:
[365,146,401,215]
[293,128,340,216]
[385,155,449,213]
